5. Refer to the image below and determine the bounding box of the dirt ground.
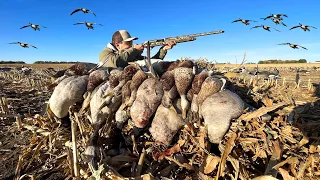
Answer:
[0,63,319,179]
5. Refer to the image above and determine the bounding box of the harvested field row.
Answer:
[0,61,320,180]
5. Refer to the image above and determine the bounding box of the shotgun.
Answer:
[142,30,225,78]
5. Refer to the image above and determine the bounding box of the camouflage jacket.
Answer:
[99,43,168,68]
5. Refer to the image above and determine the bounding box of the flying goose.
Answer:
[261,14,288,20]
[70,8,96,16]
[289,23,317,31]
[271,18,286,26]
[232,18,257,25]
[9,42,37,49]
[20,23,47,31]
[277,42,308,50]
[73,22,103,30]
[251,25,280,32]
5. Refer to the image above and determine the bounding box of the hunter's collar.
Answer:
[107,43,118,52]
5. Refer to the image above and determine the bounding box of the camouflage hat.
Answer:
[118,30,138,42]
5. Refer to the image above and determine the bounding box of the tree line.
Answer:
[0,61,26,64]
[0,61,79,64]
[258,59,307,64]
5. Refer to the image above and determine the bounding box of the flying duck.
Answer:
[70,8,96,16]
[9,42,37,49]
[73,22,103,30]
[20,23,46,31]
[261,14,288,20]
[232,18,257,25]
[251,25,280,32]
[271,18,286,26]
[277,42,308,50]
[289,23,317,31]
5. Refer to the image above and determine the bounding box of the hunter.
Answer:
[98,30,176,70]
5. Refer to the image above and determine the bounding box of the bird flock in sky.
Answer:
[8,11,317,52]
[9,8,101,49]
[232,13,317,50]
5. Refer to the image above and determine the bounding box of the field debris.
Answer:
[1,60,320,180]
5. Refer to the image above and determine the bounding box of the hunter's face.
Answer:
[119,41,133,50]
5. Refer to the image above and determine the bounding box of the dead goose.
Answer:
[85,79,122,170]
[270,18,286,26]
[232,18,257,25]
[20,23,46,31]
[115,80,132,128]
[48,62,105,90]
[9,42,37,49]
[103,64,140,104]
[158,59,194,111]
[159,70,178,109]
[115,70,148,128]
[90,69,123,124]
[277,42,308,50]
[174,67,194,119]
[167,59,194,71]
[121,69,148,109]
[289,23,317,31]
[261,14,288,20]
[200,90,244,144]
[84,69,123,164]
[130,78,164,128]
[80,69,109,113]
[149,98,186,146]
[251,25,280,32]
[197,76,226,119]
[48,75,89,119]
[187,70,209,120]
[73,22,103,30]
[70,8,96,16]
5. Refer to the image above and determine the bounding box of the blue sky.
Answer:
[1,0,320,64]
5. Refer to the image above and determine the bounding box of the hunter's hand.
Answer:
[134,44,144,52]
[163,41,176,50]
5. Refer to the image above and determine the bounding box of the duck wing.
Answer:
[73,22,86,25]
[70,8,81,16]
[297,45,308,50]
[20,24,31,29]
[289,25,300,30]
[250,25,262,29]
[277,42,290,45]
[262,15,273,20]
[89,10,96,16]
[272,27,281,32]
[231,19,242,23]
